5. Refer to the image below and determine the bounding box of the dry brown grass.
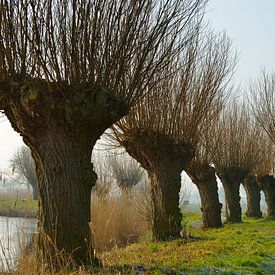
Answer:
[91,191,151,253]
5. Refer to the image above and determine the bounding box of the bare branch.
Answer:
[209,102,267,173]
[0,0,208,108]
[112,30,236,151]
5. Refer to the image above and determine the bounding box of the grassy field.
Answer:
[1,199,274,274]
[0,199,38,218]
[101,212,275,274]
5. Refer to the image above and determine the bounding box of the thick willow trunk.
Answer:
[258,175,275,219]
[222,181,241,222]
[242,174,262,218]
[31,130,97,267]
[3,79,127,268]
[149,166,182,241]
[121,132,194,241]
[218,167,248,223]
[187,163,222,228]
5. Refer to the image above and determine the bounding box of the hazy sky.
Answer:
[0,0,275,169]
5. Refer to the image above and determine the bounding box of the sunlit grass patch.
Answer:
[102,215,275,274]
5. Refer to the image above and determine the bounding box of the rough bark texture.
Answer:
[242,174,262,218]
[2,78,127,267]
[32,132,97,266]
[187,162,222,228]
[148,165,182,241]
[218,167,249,223]
[122,132,194,241]
[258,175,275,219]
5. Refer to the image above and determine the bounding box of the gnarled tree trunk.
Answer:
[218,167,249,223]
[32,131,97,266]
[187,162,222,228]
[148,165,182,241]
[258,175,275,219]
[3,79,127,267]
[121,132,194,241]
[242,174,262,218]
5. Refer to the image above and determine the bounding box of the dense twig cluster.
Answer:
[113,31,235,149]
[210,103,266,173]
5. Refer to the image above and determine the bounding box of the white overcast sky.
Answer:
[0,0,275,169]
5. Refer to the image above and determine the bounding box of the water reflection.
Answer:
[0,216,37,271]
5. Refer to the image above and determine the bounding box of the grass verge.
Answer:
[0,199,38,218]
[101,214,275,274]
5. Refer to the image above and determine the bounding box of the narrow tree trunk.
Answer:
[148,167,182,241]
[242,174,262,218]
[258,175,275,219]
[187,163,222,228]
[218,167,248,223]
[31,129,97,267]
[30,180,38,200]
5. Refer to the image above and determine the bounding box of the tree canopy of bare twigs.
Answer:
[112,30,235,168]
[0,0,207,110]
[251,72,275,145]
[254,137,274,177]
[109,154,145,192]
[10,146,38,199]
[209,103,267,174]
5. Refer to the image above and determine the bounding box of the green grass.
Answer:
[102,213,275,274]
[0,199,38,218]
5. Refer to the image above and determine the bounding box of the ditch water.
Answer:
[0,216,37,271]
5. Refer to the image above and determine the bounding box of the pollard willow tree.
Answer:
[251,73,275,218]
[0,0,207,266]
[210,104,266,223]
[112,31,235,240]
[254,138,275,218]
[242,134,272,218]
[186,136,223,228]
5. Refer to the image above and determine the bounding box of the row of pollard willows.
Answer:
[0,0,208,269]
[112,86,275,241]
[110,23,237,239]
[109,40,275,240]
[207,103,275,223]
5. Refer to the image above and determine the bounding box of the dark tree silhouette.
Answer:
[11,146,38,200]
[0,0,206,267]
